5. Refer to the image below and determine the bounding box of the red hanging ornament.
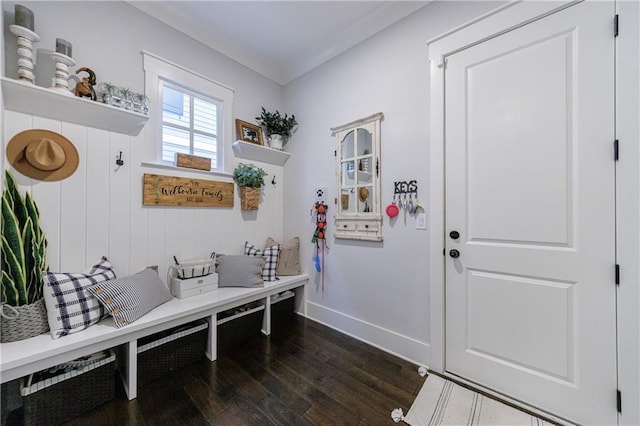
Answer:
[311,201,328,290]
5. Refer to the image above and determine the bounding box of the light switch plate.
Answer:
[416,213,427,230]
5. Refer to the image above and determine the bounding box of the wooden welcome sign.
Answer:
[143,173,234,207]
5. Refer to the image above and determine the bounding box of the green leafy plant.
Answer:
[232,163,267,188]
[1,171,48,306]
[255,107,298,140]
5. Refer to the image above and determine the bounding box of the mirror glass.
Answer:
[357,184,373,213]
[340,188,355,213]
[342,161,355,186]
[341,130,355,158]
[356,128,372,155]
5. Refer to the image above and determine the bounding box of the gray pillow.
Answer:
[87,268,173,328]
[217,255,265,287]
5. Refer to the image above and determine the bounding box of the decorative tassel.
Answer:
[391,408,405,423]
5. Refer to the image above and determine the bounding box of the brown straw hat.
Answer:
[358,186,370,202]
[6,129,79,181]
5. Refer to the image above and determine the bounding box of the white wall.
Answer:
[2,1,287,279]
[284,1,640,422]
[282,1,503,365]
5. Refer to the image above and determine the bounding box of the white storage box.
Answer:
[171,274,218,299]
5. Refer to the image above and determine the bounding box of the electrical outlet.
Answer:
[315,187,328,204]
[416,213,427,230]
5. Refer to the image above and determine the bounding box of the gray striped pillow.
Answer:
[87,268,173,328]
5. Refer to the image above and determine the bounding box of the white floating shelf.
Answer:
[232,140,291,166]
[1,77,148,135]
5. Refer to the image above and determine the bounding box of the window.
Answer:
[143,52,234,173]
[161,82,220,166]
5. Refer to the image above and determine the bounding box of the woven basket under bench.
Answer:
[137,319,208,387]
[21,350,116,425]
[271,291,296,326]
[217,302,265,353]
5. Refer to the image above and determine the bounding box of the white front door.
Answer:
[444,2,617,424]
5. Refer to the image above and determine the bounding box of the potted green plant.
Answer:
[1,170,49,342]
[255,107,298,151]
[232,163,267,210]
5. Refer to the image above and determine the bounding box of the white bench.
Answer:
[0,274,308,400]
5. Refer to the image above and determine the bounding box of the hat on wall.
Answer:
[6,129,79,182]
[358,186,370,203]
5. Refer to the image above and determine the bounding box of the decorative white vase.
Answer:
[269,134,284,151]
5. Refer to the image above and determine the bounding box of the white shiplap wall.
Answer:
[2,0,286,283]
[3,109,284,281]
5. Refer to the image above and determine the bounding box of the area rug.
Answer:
[395,374,552,426]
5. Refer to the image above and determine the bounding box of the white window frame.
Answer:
[143,51,234,173]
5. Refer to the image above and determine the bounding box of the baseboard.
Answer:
[304,301,430,367]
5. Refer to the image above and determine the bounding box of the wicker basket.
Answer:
[21,350,115,425]
[240,186,260,210]
[271,291,296,326]
[0,298,50,343]
[217,302,264,353]
[172,258,215,279]
[137,320,208,387]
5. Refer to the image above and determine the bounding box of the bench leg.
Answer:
[121,340,137,400]
[262,297,271,336]
[205,314,217,361]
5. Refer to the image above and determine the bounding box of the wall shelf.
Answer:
[1,77,148,135]
[232,140,291,166]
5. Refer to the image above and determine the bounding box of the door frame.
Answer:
[426,0,638,423]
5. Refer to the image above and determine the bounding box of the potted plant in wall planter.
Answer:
[1,171,50,342]
[256,107,298,151]
[233,163,267,210]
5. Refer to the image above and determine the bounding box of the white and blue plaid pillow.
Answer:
[244,241,280,281]
[42,257,116,339]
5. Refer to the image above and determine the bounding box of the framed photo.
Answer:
[235,119,263,145]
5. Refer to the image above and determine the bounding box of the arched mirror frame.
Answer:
[331,112,383,241]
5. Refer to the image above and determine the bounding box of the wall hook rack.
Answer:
[116,151,124,166]
[394,180,418,195]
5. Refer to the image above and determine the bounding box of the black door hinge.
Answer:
[615,264,620,285]
[334,197,337,205]
[614,140,619,161]
[614,14,619,37]
[376,158,379,177]
[617,389,622,413]
[334,150,337,157]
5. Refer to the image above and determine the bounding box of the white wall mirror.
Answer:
[332,112,383,241]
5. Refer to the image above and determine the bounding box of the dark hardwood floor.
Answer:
[8,316,425,425]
